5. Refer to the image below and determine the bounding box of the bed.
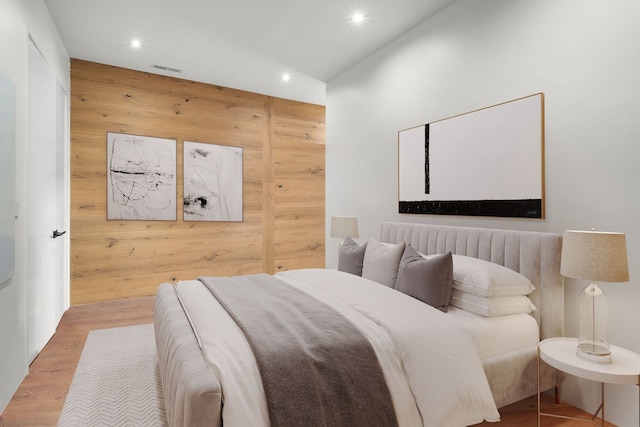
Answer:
[154,222,563,426]
[377,222,564,409]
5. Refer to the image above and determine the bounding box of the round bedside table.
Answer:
[537,337,640,426]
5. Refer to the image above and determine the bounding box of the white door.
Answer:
[27,39,69,363]
[55,79,70,313]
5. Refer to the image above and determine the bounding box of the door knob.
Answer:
[52,230,66,239]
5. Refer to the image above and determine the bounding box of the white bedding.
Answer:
[175,268,500,427]
[447,307,539,360]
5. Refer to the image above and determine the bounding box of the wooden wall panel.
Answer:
[271,98,325,272]
[70,60,325,304]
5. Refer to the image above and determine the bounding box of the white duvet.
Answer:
[174,268,500,427]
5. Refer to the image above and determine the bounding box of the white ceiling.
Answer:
[44,0,458,105]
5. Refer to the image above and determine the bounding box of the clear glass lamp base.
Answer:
[577,342,612,364]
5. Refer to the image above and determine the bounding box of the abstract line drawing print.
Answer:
[107,132,176,220]
[183,141,243,222]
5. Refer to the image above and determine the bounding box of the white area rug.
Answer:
[58,323,168,427]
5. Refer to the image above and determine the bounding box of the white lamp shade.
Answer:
[561,229,629,364]
[561,230,629,283]
[330,216,359,239]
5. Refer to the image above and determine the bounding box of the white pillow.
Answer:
[362,238,406,287]
[450,289,536,317]
[450,255,535,297]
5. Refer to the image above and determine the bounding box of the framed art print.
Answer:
[398,93,544,218]
[183,141,243,222]
[107,132,177,220]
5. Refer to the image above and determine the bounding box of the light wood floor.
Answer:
[0,296,614,426]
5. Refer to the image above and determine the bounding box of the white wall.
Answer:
[326,0,640,424]
[0,0,69,413]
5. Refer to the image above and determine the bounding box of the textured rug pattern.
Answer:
[58,323,168,427]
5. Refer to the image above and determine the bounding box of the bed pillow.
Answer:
[450,289,536,317]
[395,246,453,312]
[362,238,406,287]
[449,255,535,297]
[337,237,367,276]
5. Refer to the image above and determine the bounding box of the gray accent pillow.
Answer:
[395,245,453,312]
[362,238,406,287]
[337,237,367,276]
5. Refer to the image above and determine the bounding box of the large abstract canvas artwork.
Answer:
[398,93,544,218]
[107,132,177,220]
[183,141,243,222]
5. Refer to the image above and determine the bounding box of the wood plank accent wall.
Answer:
[70,60,325,304]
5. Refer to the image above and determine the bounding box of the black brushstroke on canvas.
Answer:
[194,148,209,158]
[424,124,430,194]
[399,199,542,218]
[184,195,209,209]
[109,161,174,206]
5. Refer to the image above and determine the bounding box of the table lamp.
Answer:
[330,216,359,248]
[560,229,629,364]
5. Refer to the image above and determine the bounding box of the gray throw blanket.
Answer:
[199,273,398,427]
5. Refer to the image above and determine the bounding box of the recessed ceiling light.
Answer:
[351,12,366,24]
[130,39,142,49]
[281,73,292,82]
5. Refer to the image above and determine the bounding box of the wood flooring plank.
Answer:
[0,295,616,426]
[0,296,155,427]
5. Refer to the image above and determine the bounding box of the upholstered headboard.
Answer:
[378,222,564,340]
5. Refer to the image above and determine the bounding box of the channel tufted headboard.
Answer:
[378,222,564,340]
